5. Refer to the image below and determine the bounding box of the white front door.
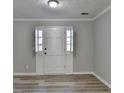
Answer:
[44,27,65,74]
[36,26,73,75]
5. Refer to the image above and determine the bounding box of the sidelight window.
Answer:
[66,28,73,52]
[35,29,43,52]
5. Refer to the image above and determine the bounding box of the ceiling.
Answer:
[13,0,111,19]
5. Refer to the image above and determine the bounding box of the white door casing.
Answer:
[36,26,73,75]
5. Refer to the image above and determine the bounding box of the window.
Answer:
[66,29,73,52]
[35,29,43,52]
[38,30,43,51]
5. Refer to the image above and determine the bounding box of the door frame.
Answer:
[36,26,73,75]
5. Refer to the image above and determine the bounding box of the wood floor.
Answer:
[14,74,111,93]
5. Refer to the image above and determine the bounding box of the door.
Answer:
[36,26,73,75]
[44,27,65,74]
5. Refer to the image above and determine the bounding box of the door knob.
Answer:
[44,48,47,50]
[44,52,47,55]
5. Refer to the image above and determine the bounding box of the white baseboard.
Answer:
[92,72,111,88]
[72,72,93,74]
[14,72,93,76]
[13,73,37,76]
[13,72,93,76]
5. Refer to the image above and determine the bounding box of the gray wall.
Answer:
[13,22,36,72]
[13,11,111,85]
[13,21,93,73]
[93,10,111,84]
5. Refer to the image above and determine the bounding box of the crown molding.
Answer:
[13,6,111,22]
[93,5,111,20]
[13,18,93,21]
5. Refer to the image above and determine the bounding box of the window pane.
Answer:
[35,30,38,52]
[39,45,43,51]
[39,30,43,37]
[71,30,73,52]
[67,45,70,51]
[66,38,70,42]
[66,29,74,52]
[39,38,43,44]
[38,44,42,46]
[66,30,71,37]
[38,30,43,52]
[66,42,70,45]
[35,29,43,52]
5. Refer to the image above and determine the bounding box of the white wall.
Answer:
[93,10,111,84]
[13,21,93,73]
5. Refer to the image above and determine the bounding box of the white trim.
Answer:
[13,6,111,22]
[93,6,111,20]
[13,18,93,21]
[92,72,111,88]
[72,72,93,75]
[13,73,37,76]
[14,72,93,75]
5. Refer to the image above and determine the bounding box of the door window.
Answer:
[66,28,73,52]
[35,29,43,52]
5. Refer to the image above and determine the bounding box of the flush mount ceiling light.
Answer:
[48,0,59,8]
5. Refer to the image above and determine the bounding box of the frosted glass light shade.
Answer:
[48,0,59,8]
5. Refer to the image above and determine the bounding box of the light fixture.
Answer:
[48,0,59,8]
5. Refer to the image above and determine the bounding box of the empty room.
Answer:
[13,0,111,93]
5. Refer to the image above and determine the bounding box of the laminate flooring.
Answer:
[13,74,111,93]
